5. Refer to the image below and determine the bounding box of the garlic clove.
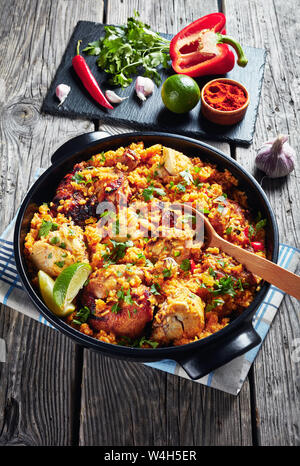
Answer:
[255,134,295,178]
[135,76,154,101]
[56,84,71,107]
[105,90,128,104]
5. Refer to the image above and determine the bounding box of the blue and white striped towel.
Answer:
[0,171,299,395]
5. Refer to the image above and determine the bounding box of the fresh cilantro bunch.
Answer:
[83,11,171,87]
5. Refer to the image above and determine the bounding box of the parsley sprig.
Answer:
[82,11,170,87]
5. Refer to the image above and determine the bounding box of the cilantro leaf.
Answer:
[142,185,166,201]
[72,306,90,325]
[150,283,161,295]
[38,220,59,238]
[83,11,171,88]
[179,169,193,185]
[180,259,191,272]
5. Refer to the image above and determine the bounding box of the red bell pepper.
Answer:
[169,13,248,77]
[190,259,196,274]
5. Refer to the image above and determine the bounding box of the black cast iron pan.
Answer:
[14,132,279,380]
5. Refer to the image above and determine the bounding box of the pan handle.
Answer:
[175,322,261,381]
[51,131,110,165]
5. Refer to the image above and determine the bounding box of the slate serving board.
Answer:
[42,20,266,146]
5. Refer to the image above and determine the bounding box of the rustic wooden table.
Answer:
[0,0,299,446]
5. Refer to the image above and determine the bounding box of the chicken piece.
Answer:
[47,223,88,263]
[52,187,98,228]
[81,265,145,301]
[151,283,205,345]
[145,237,191,264]
[80,265,153,339]
[161,146,193,176]
[52,162,86,202]
[104,148,141,171]
[30,241,74,277]
[94,172,132,206]
[99,205,147,242]
[153,257,179,278]
[88,287,153,339]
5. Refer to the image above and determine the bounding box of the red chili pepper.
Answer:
[190,259,196,273]
[72,40,113,109]
[169,13,248,77]
[251,241,264,252]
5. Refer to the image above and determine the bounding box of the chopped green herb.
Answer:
[103,239,134,264]
[194,166,202,173]
[256,218,267,232]
[179,169,193,185]
[100,210,116,219]
[225,226,233,235]
[38,220,58,238]
[150,283,161,295]
[72,172,84,183]
[72,306,90,325]
[247,225,256,240]
[54,260,65,268]
[173,250,181,257]
[211,275,236,297]
[180,259,191,272]
[206,298,225,312]
[208,267,217,277]
[215,194,227,202]
[193,178,203,188]
[199,208,210,214]
[182,214,196,224]
[142,185,166,201]
[113,218,120,235]
[50,236,60,245]
[137,336,159,348]
[176,183,186,193]
[162,268,172,278]
[111,303,120,314]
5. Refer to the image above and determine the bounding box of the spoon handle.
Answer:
[214,237,300,300]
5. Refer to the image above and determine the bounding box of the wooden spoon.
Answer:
[178,204,300,300]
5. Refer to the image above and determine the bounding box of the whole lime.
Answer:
[161,74,201,113]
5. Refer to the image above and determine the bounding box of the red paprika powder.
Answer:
[203,81,247,111]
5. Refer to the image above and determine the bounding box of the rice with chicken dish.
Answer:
[24,142,267,348]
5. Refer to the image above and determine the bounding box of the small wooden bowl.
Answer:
[201,78,250,125]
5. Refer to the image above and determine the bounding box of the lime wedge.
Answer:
[53,262,92,310]
[38,270,75,317]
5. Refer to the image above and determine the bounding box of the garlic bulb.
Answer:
[105,90,128,104]
[135,76,154,101]
[56,84,71,107]
[255,134,295,178]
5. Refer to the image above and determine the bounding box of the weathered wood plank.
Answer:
[80,0,253,447]
[223,0,300,446]
[80,352,252,446]
[0,307,78,445]
[0,0,103,445]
